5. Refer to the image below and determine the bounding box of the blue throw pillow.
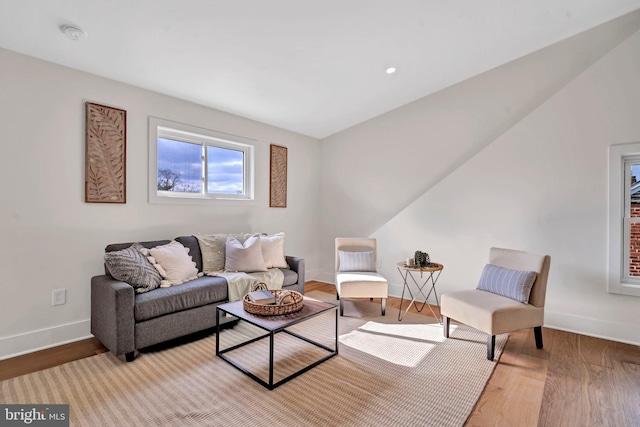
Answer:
[476,264,537,304]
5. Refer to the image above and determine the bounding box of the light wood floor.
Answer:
[2,280,639,426]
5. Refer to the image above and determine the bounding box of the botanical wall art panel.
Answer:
[85,102,126,203]
[270,144,287,208]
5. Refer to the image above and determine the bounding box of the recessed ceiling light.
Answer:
[386,67,396,74]
[61,25,88,41]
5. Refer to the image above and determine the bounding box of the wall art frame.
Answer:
[269,144,288,208]
[85,102,126,203]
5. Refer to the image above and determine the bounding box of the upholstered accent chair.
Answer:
[441,247,551,360]
[335,238,388,316]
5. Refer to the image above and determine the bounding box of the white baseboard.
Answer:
[311,270,334,284]
[544,311,640,346]
[0,319,92,361]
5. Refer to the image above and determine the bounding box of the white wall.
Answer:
[319,10,640,280]
[321,23,640,344]
[0,48,321,359]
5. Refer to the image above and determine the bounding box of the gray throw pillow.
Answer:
[104,242,161,294]
[476,264,537,304]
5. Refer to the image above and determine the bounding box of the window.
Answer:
[149,117,255,203]
[608,143,640,297]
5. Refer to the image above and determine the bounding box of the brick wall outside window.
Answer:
[630,204,640,276]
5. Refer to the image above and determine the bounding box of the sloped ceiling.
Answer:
[1,1,639,138]
[320,9,640,242]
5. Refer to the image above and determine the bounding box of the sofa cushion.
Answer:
[103,243,161,294]
[134,276,228,322]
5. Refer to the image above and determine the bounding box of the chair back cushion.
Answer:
[335,238,377,272]
[477,264,537,303]
[489,248,550,308]
[338,250,376,272]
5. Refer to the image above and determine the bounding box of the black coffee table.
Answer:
[216,296,338,390]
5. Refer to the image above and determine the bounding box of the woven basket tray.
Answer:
[243,289,304,316]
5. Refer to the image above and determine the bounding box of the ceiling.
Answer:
[1,1,640,139]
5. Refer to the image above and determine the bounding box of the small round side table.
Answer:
[396,261,444,322]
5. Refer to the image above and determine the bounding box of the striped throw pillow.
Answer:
[338,250,376,272]
[476,264,537,304]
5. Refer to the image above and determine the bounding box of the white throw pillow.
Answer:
[143,241,200,287]
[260,232,288,269]
[225,234,268,272]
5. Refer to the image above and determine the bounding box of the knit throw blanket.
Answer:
[207,268,284,301]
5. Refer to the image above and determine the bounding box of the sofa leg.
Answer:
[534,326,543,349]
[487,335,495,361]
[125,352,135,362]
[443,316,450,338]
[339,299,344,316]
[381,298,386,316]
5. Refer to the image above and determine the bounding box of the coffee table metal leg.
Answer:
[216,308,220,356]
[335,308,339,354]
[269,332,274,388]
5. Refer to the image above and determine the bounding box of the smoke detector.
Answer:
[61,25,88,41]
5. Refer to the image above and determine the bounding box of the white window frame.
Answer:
[149,117,255,204]
[608,142,640,297]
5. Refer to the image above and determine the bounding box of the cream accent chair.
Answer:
[335,238,388,316]
[441,247,551,360]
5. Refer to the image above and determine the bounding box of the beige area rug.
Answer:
[0,292,507,427]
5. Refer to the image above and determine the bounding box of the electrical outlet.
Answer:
[52,289,66,306]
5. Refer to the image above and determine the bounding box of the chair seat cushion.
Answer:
[336,272,388,298]
[441,289,543,335]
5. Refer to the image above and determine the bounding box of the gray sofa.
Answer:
[91,235,305,362]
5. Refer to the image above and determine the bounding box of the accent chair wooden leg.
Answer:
[487,335,495,361]
[125,352,135,362]
[443,316,450,338]
[339,299,344,316]
[534,326,543,349]
[381,298,386,316]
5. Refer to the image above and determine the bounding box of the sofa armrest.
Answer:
[285,256,305,294]
[91,275,135,357]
